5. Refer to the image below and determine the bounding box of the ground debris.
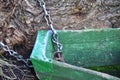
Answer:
[0,54,38,80]
[0,0,120,80]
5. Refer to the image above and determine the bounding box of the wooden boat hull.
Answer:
[30,28,120,80]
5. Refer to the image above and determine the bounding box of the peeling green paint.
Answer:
[31,28,120,80]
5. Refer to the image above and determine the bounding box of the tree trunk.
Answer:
[0,0,120,79]
[0,0,120,55]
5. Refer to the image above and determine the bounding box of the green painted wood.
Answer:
[58,29,120,67]
[30,28,120,80]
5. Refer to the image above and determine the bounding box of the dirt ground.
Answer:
[0,0,120,80]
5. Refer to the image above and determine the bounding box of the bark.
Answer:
[0,0,120,55]
[0,0,120,79]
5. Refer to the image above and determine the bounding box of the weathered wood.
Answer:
[31,28,120,80]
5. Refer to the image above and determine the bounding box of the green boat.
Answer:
[30,28,120,80]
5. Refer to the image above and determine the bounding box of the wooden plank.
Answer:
[57,29,120,67]
[31,28,120,80]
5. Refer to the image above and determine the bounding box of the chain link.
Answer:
[0,0,63,68]
[0,41,33,68]
[38,0,63,52]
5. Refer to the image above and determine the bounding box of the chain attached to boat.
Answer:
[38,0,64,62]
[0,42,33,68]
[0,0,64,69]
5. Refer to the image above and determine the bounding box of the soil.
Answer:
[0,0,120,80]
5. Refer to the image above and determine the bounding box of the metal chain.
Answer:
[0,42,33,68]
[0,0,63,68]
[38,0,63,52]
